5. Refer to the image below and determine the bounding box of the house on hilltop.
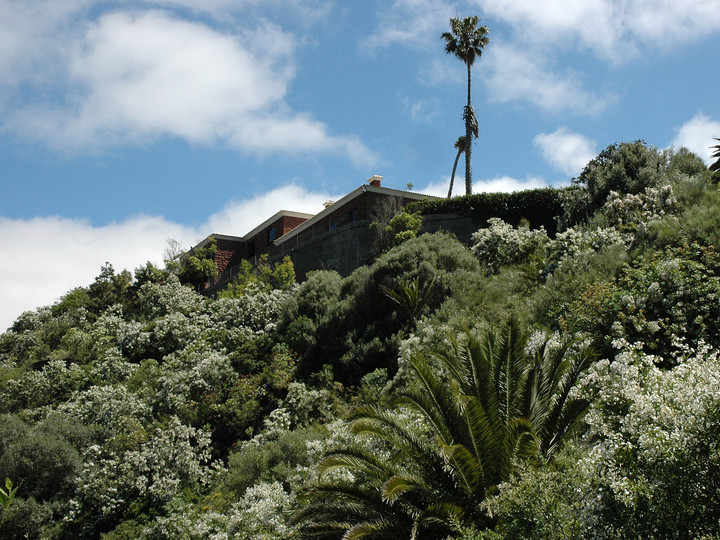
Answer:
[194,175,441,293]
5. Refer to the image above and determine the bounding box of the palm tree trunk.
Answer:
[465,64,472,195]
[448,147,462,198]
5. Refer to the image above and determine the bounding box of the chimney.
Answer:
[323,200,335,209]
[368,175,383,187]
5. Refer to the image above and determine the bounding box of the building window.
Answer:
[268,226,277,242]
[349,209,357,222]
[329,221,338,231]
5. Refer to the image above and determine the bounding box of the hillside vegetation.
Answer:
[1,141,720,539]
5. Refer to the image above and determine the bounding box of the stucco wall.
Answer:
[272,220,376,281]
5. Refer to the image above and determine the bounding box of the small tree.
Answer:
[218,255,296,298]
[178,238,218,289]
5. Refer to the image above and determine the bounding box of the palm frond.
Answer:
[319,447,395,482]
[494,316,529,422]
[710,138,720,172]
[382,474,427,504]
[439,442,483,496]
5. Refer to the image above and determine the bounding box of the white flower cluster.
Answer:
[87,347,138,384]
[601,185,678,232]
[227,480,294,539]
[68,416,215,524]
[143,480,295,540]
[471,218,550,273]
[247,382,332,447]
[156,345,237,416]
[577,341,720,517]
[57,383,152,435]
[230,283,292,333]
[145,502,230,540]
[4,358,88,409]
[138,275,206,319]
[553,226,629,265]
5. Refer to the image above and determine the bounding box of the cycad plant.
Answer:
[294,318,594,539]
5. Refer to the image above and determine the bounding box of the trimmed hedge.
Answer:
[407,187,565,236]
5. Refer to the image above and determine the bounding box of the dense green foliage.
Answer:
[218,255,296,298]
[406,188,564,235]
[1,140,718,539]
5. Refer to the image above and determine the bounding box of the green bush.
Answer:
[0,426,81,502]
[407,188,563,236]
[224,427,322,496]
[577,140,665,210]
[299,232,480,384]
[0,496,56,540]
[561,243,720,362]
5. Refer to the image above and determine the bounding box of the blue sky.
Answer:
[1,0,719,330]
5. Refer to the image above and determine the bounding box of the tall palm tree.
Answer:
[448,136,466,198]
[294,318,593,538]
[442,16,489,196]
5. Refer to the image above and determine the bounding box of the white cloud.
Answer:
[534,127,597,177]
[404,98,442,124]
[418,179,451,198]
[151,0,333,25]
[0,214,193,332]
[472,0,720,62]
[473,175,549,193]
[484,44,612,115]
[363,0,454,51]
[1,4,375,167]
[473,0,627,61]
[671,114,720,166]
[0,184,339,332]
[419,57,464,86]
[0,0,92,84]
[204,184,339,234]
[423,174,548,197]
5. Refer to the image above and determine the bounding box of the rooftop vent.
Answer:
[368,175,383,187]
[323,200,335,208]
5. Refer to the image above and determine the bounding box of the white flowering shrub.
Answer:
[150,311,199,356]
[574,341,720,537]
[87,347,138,384]
[3,358,88,411]
[142,501,229,540]
[601,185,678,233]
[471,218,550,274]
[141,481,297,540]
[143,499,231,540]
[137,275,206,319]
[232,283,292,332]
[57,384,152,437]
[561,242,720,360]
[91,305,150,358]
[227,481,295,539]
[156,345,237,419]
[552,226,629,266]
[67,417,214,536]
